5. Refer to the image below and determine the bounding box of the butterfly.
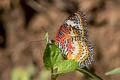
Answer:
[55,11,93,68]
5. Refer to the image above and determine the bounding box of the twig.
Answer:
[51,68,58,80]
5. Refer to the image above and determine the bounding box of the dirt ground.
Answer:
[0,0,120,80]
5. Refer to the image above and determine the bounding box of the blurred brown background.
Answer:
[0,0,120,80]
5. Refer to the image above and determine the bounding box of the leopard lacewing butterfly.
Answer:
[55,11,93,68]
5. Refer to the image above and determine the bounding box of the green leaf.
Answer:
[43,43,62,69]
[53,60,78,74]
[39,70,50,80]
[12,67,30,80]
[77,68,103,80]
[105,67,120,75]
[45,33,49,43]
[26,65,35,76]
[12,67,22,80]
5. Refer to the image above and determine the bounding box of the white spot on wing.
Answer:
[65,20,82,30]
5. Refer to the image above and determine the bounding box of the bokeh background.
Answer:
[0,0,120,80]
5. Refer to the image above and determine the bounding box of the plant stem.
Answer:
[51,68,58,80]
[76,68,103,80]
